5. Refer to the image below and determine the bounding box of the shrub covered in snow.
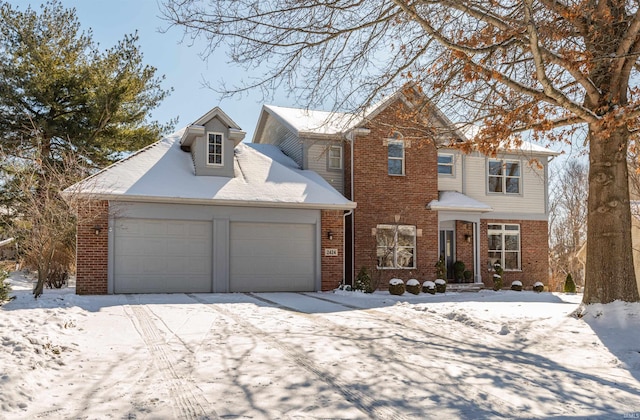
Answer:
[563,273,576,293]
[422,280,436,294]
[492,262,504,291]
[511,280,523,291]
[533,281,544,293]
[389,278,405,295]
[435,278,447,293]
[354,266,374,293]
[406,278,420,295]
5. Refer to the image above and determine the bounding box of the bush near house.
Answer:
[492,262,504,291]
[422,281,436,294]
[406,279,420,295]
[354,266,374,293]
[389,278,405,295]
[533,282,545,293]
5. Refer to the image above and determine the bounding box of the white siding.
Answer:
[464,154,546,215]
[306,141,344,194]
[258,114,303,167]
[437,151,463,192]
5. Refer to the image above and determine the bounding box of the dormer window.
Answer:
[207,132,224,165]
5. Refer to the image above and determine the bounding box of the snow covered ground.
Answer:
[1,271,640,419]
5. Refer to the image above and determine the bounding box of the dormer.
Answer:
[180,107,246,177]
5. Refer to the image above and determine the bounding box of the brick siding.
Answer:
[321,210,346,291]
[349,100,440,287]
[76,200,109,295]
[454,220,474,281]
[480,219,549,289]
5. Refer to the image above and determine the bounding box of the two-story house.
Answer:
[253,90,558,288]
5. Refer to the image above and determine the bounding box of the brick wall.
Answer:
[480,219,549,289]
[321,210,345,291]
[455,220,474,281]
[76,200,109,295]
[350,100,440,287]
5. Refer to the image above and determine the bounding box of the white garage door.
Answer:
[230,222,315,292]
[114,219,212,293]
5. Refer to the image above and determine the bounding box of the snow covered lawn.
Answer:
[2,272,640,419]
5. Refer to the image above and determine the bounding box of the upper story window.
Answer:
[207,132,224,166]
[488,224,520,270]
[438,153,454,175]
[488,159,520,194]
[328,145,342,170]
[387,139,405,175]
[376,224,416,269]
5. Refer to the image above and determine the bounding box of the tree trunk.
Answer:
[584,127,640,303]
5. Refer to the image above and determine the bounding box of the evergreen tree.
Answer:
[0,1,171,297]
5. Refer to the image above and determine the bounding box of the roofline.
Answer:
[192,106,242,129]
[427,205,493,212]
[77,193,357,211]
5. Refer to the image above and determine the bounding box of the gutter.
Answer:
[73,193,357,211]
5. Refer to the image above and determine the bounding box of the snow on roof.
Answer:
[67,130,355,210]
[245,143,299,169]
[427,191,493,212]
[263,104,357,136]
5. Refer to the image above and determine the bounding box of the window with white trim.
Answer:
[438,153,454,175]
[387,140,405,175]
[376,224,416,269]
[328,145,342,170]
[488,159,520,193]
[488,224,520,270]
[207,132,223,165]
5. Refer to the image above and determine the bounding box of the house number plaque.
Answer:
[324,248,339,256]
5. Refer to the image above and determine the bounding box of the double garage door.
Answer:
[113,219,315,294]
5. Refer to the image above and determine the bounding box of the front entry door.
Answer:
[439,230,455,281]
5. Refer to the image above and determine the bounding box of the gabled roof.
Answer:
[66,130,356,210]
[253,88,470,143]
[427,191,493,212]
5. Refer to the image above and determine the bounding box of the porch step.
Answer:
[446,283,484,292]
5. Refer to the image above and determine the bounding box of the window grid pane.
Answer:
[387,140,404,175]
[487,224,521,270]
[376,224,416,269]
[208,133,223,165]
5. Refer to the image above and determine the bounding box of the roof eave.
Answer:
[76,192,357,211]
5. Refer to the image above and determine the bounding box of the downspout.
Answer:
[343,209,353,285]
[345,127,369,285]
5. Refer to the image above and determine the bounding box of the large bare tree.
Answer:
[162,0,640,303]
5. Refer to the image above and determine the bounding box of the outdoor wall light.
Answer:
[327,230,334,240]
[465,234,472,243]
[94,225,102,235]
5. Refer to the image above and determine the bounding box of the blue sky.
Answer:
[7,0,282,140]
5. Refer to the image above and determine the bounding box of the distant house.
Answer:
[68,107,355,294]
[253,90,558,288]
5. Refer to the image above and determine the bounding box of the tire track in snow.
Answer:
[186,293,409,420]
[262,292,517,417]
[125,296,217,420]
